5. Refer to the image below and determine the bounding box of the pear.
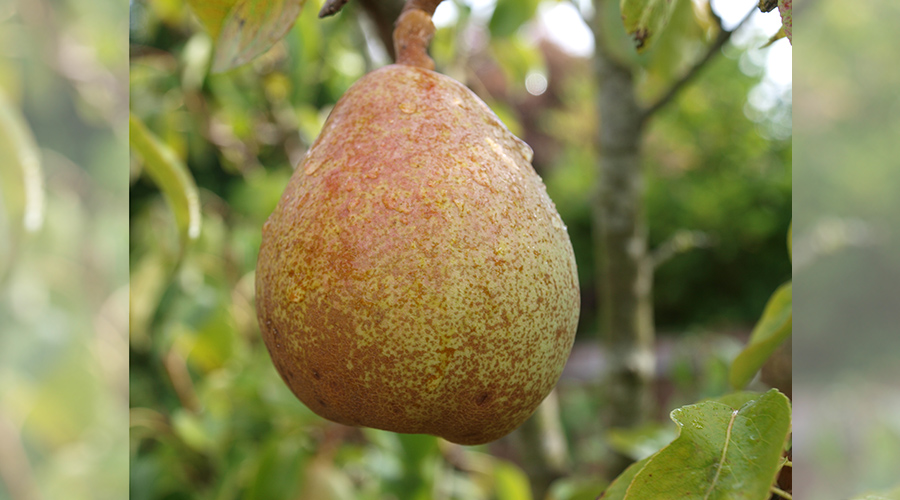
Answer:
[256,64,579,445]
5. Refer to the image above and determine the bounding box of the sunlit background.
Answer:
[0,0,128,499]
[794,0,900,498]
[12,0,900,497]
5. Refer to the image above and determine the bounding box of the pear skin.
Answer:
[256,64,579,445]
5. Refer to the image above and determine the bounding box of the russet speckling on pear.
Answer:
[255,63,580,445]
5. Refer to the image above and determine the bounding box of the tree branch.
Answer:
[641,7,756,122]
[650,230,713,269]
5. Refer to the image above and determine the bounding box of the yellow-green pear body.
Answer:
[256,64,579,445]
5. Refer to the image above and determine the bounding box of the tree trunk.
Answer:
[592,0,655,476]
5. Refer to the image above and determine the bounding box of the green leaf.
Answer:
[597,457,650,500]
[729,282,792,389]
[489,0,540,39]
[620,0,681,52]
[0,89,44,234]
[210,0,307,73]
[494,460,533,500]
[779,0,792,44]
[129,113,202,248]
[621,389,791,500]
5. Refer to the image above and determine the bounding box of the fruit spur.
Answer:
[255,0,580,445]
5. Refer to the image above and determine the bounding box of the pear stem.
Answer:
[393,0,444,70]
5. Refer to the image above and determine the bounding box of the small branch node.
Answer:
[318,0,350,18]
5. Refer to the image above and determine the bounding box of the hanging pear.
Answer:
[255,5,579,445]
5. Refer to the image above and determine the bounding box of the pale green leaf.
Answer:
[620,0,681,52]
[211,0,306,73]
[779,0,792,44]
[129,113,201,247]
[729,282,792,389]
[622,389,791,500]
[0,89,44,234]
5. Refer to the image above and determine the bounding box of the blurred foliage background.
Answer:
[794,0,900,498]
[127,0,790,499]
[0,0,128,498]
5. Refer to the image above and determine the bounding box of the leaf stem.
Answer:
[771,486,793,499]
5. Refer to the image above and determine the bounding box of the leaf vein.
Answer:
[703,408,739,500]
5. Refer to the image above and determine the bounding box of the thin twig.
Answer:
[651,230,714,268]
[641,7,757,122]
[771,486,793,499]
[319,0,350,18]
